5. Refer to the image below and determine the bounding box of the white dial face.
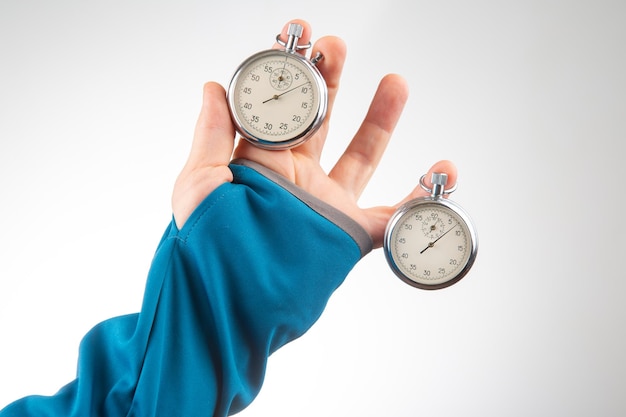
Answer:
[389,202,473,288]
[230,51,323,145]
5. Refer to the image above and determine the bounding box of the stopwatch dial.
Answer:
[388,203,473,289]
[230,51,324,146]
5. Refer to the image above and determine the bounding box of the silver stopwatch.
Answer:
[227,23,328,150]
[384,172,478,290]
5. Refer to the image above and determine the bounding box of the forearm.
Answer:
[0,160,372,417]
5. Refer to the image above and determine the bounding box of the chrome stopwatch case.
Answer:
[384,173,478,290]
[227,23,328,150]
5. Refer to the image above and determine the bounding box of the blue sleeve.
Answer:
[0,159,373,417]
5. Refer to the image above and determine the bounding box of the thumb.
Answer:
[172,82,236,230]
[184,82,236,169]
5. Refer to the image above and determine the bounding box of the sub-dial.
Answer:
[270,68,293,91]
[422,217,445,240]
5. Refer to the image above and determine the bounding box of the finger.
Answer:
[329,74,409,198]
[362,160,458,248]
[273,19,347,159]
[294,35,347,159]
[395,159,458,207]
[231,20,313,175]
[273,19,312,55]
[184,81,236,169]
[234,27,347,171]
[274,20,347,159]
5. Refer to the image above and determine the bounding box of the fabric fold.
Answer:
[0,160,372,417]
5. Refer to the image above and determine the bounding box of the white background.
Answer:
[1,1,624,416]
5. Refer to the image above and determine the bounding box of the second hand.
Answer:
[262,81,311,104]
[420,223,458,254]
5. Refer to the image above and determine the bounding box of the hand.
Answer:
[172,19,457,248]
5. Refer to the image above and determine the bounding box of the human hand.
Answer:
[172,19,457,248]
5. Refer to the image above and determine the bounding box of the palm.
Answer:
[172,20,456,248]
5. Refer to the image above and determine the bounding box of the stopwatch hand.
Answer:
[262,81,311,103]
[420,224,458,254]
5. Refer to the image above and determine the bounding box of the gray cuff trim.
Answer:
[231,159,373,258]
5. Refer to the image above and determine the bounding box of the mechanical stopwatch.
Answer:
[227,23,328,150]
[384,172,478,290]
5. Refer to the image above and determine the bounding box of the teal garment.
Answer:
[0,160,372,417]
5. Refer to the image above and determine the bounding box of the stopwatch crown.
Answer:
[431,172,448,186]
[284,23,303,53]
[419,172,457,197]
[277,23,311,53]
[287,23,303,38]
[431,173,448,197]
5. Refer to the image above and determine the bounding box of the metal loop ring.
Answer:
[275,34,312,50]
[419,174,457,195]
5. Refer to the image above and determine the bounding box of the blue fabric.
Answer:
[0,163,364,417]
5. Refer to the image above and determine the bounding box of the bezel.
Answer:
[227,49,328,150]
[383,196,478,290]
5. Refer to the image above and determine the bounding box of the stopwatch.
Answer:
[227,23,328,150]
[384,172,478,290]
